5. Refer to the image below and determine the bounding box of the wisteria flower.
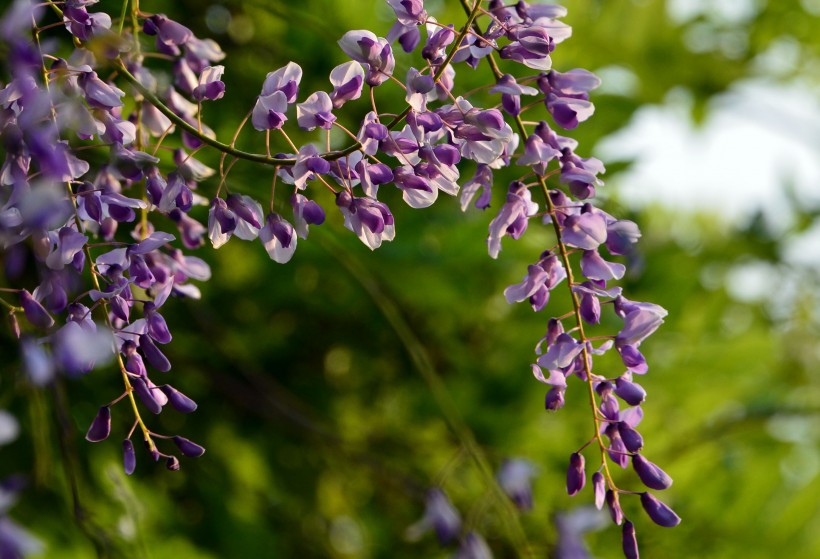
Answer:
[487,182,538,258]
[192,65,225,101]
[337,30,395,86]
[259,213,297,264]
[387,0,428,26]
[260,62,302,102]
[296,92,336,131]
[329,61,364,108]
[336,191,395,250]
[252,90,289,131]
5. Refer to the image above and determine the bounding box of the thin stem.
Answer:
[117,0,129,34]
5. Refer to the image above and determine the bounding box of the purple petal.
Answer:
[85,406,111,442]
[537,333,583,370]
[562,212,607,250]
[580,250,625,281]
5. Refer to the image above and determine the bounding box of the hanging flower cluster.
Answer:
[0,0,677,556]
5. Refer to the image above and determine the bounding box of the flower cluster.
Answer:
[0,0,677,557]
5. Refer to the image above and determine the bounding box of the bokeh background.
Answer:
[2,0,820,557]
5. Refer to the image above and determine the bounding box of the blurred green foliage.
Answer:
[2,0,820,557]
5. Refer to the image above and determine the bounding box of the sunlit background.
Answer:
[2,0,819,557]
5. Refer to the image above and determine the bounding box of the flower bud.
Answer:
[85,406,111,442]
[122,439,136,475]
[172,436,206,458]
[20,290,54,329]
[606,490,624,525]
[139,334,171,372]
[545,386,565,411]
[144,303,172,344]
[592,472,606,510]
[166,455,181,471]
[622,520,639,559]
[159,384,198,413]
[614,376,646,406]
[632,455,672,490]
[566,452,586,496]
[604,424,629,468]
[618,422,644,453]
[132,377,162,414]
[640,492,681,527]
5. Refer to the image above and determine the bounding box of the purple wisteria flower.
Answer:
[336,191,395,250]
[337,30,395,86]
[497,459,537,510]
[632,455,673,491]
[143,14,192,50]
[260,62,302,102]
[487,182,538,258]
[192,65,225,101]
[406,489,462,545]
[614,297,668,347]
[259,213,297,264]
[460,164,493,211]
[490,74,539,116]
[455,532,493,559]
[252,90,289,131]
[291,193,325,239]
[622,521,639,559]
[387,0,428,26]
[537,69,601,130]
[504,251,566,311]
[296,92,336,131]
[566,452,586,496]
[329,61,364,108]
